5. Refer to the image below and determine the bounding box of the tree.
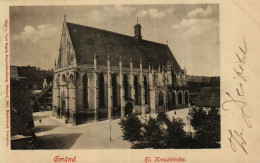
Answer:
[119,114,143,143]
[142,117,166,148]
[189,107,220,148]
[119,112,192,149]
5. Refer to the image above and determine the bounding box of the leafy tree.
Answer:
[119,114,143,143]
[165,117,189,148]
[142,117,166,148]
[189,107,220,148]
[120,112,193,149]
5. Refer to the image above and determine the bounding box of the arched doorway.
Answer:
[178,91,183,106]
[125,102,133,116]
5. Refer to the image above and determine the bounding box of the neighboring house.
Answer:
[36,84,53,111]
[195,87,220,108]
[186,76,220,105]
[32,90,42,97]
[16,66,53,91]
[52,17,190,125]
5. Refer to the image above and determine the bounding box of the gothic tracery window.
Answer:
[172,92,176,107]
[159,91,164,106]
[185,91,189,105]
[143,75,148,104]
[99,73,105,108]
[134,75,139,105]
[83,74,88,109]
[178,91,183,105]
[123,75,129,100]
[112,74,118,107]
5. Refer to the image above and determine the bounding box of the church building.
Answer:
[52,16,189,125]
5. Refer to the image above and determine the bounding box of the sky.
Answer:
[10,4,219,76]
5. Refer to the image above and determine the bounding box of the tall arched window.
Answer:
[123,75,129,100]
[134,75,139,105]
[154,74,158,86]
[185,91,189,105]
[70,74,74,87]
[112,74,117,107]
[172,72,176,84]
[159,92,164,106]
[143,76,148,104]
[62,74,66,86]
[99,73,105,108]
[178,91,183,105]
[83,74,88,109]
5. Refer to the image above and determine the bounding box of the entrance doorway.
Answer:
[125,102,133,116]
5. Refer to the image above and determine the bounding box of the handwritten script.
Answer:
[222,37,251,155]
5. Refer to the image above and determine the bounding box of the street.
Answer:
[33,108,193,149]
[33,111,131,149]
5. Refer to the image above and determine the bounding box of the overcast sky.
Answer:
[10,4,219,76]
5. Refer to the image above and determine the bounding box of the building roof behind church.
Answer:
[195,87,220,107]
[66,22,180,69]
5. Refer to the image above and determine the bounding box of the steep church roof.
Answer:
[66,22,181,69]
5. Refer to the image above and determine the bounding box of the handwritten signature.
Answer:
[222,37,252,155]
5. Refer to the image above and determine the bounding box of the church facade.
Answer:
[52,17,189,125]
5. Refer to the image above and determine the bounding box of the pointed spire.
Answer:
[137,17,138,24]
[149,62,151,71]
[159,64,161,73]
[64,14,66,21]
[54,59,56,69]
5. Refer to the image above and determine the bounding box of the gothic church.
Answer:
[52,17,189,125]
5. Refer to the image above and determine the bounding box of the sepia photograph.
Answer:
[10,4,220,150]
